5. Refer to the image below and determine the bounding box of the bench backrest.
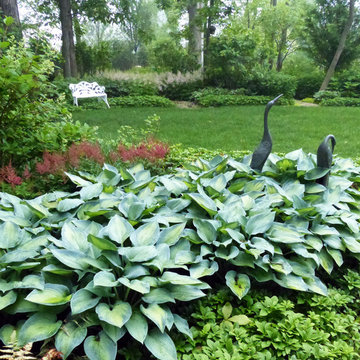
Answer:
[69,81,106,95]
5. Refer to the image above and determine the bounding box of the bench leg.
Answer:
[102,95,110,108]
[73,97,78,106]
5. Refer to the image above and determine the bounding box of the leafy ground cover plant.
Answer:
[1,150,360,358]
[195,95,294,107]
[174,269,360,360]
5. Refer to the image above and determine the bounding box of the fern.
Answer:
[0,343,37,360]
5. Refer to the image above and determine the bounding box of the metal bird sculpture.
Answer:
[250,94,283,172]
[316,134,336,187]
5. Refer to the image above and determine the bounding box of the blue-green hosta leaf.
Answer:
[55,321,87,359]
[173,314,193,339]
[166,198,191,213]
[84,331,117,360]
[106,215,134,245]
[319,248,334,274]
[215,246,240,260]
[119,246,157,262]
[267,223,304,243]
[71,289,100,315]
[0,221,22,249]
[142,288,175,304]
[0,275,44,292]
[65,172,92,186]
[305,235,323,251]
[245,211,275,236]
[244,180,265,193]
[88,234,118,251]
[130,222,160,246]
[118,277,150,294]
[269,256,293,275]
[161,177,188,195]
[25,284,71,306]
[157,223,186,246]
[190,260,219,279]
[305,183,326,194]
[0,249,39,264]
[312,223,339,236]
[51,249,90,270]
[94,271,118,287]
[193,219,217,244]
[217,200,246,224]
[168,284,206,301]
[57,199,84,212]
[341,214,359,234]
[226,229,245,244]
[174,249,195,265]
[186,191,217,216]
[0,291,17,310]
[77,199,119,220]
[230,252,256,268]
[249,237,274,256]
[225,271,250,300]
[80,183,103,201]
[342,236,360,253]
[304,167,330,180]
[61,221,89,253]
[323,235,345,251]
[0,324,17,346]
[124,264,150,279]
[144,329,177,360]
[22,199,51,219]
[140,303,167,332]
[18,312,62,346]
[96,301,132,328]
[125,311,148,344]
[119,194,145,220]
[204,174,228,193]
[101,323,126,343]
[304,277,328,296]
[327,248,343,267]
[274,274,309,292]
[289,244,320,266]
[159,271,203,286]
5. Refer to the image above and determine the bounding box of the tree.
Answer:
[0,0,21,37]
[320,0,356,90]
[57,0,77,77]
[304,0,360,72]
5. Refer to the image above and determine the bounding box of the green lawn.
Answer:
[73,105,360,158]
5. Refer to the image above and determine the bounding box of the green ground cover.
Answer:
[73,105,360,158]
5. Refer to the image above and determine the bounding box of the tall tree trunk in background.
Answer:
[268,0,277,69]
[203,0,214,70]
[57,0,77,78]
[188,0,203,69]
[320,0,355,91]
[0,0,22,37]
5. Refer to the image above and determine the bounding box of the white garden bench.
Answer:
[69,81,110,108]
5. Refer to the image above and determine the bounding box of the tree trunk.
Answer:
[0,0,21,38]
[203,0,214,70]
[0,0,20,23]
[188,0,203,68]
[58,0,77,78]
[320,0,355,91]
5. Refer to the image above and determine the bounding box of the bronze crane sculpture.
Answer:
[316,134,336,187]
[250,94,283,172]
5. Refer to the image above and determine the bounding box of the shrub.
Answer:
[196,94,294,107]
[314,90,341,103]
[295,73,324,99]
[191,87,247,102]
[247,71,297,99]
[69,95,173,111]
[329,69,360,98]
[2,151,360,358]
[320,97,360,107]
[0,34,94,167]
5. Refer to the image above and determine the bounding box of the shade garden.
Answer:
[2,147,360,359]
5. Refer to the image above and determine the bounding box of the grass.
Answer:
[73,105,360,158]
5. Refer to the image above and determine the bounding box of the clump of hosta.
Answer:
[1,149,360,359]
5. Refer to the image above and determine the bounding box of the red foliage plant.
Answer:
[117,140,169,163]
[68,142,105,167]
[0,162,23,186]
[36,151,67,175]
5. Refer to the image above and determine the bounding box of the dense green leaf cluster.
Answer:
[1,151,360,358]
[320,97,360,107]
[196,94,294,107]
[70,96,174,111]
[175,271,360,360]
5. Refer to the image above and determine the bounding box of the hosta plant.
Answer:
[1,150,360,359]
